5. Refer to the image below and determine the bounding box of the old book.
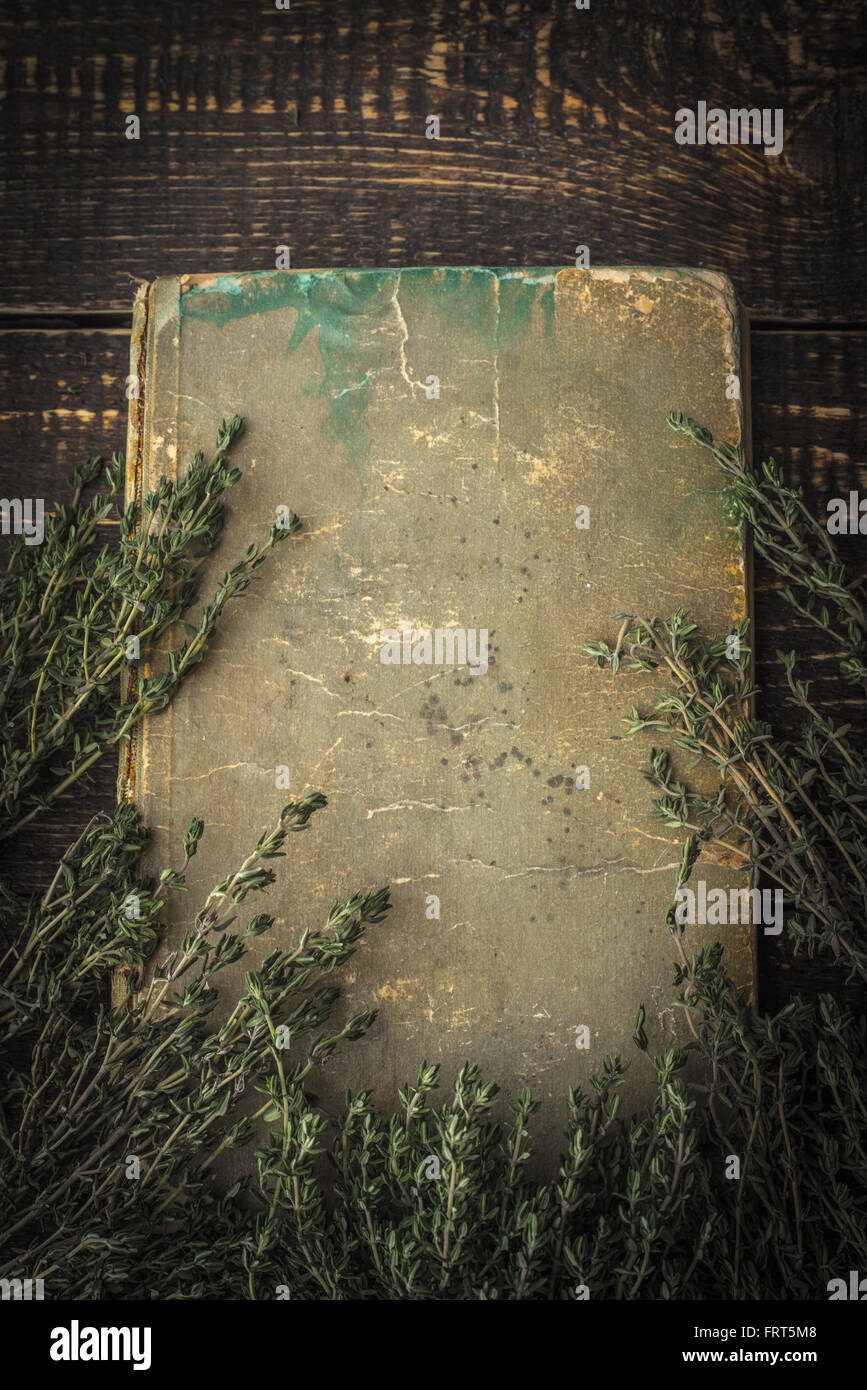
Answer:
[120,267,754,1168]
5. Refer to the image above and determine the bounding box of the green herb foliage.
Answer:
[0,414,863,1298]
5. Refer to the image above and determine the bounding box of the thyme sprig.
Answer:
[0,416,299,840]
[1,415,863,1299]
[666,410,867,687]
[583,412,867,983]
[0,792,389,1290]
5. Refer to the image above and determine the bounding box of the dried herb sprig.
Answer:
[224,977,864,1301]
[1,425,389,1295]
[1,416,864,1299]
[0,792,389,1293]
[0,416,299,839]
[583,413,867,983]
[667,410,867,686]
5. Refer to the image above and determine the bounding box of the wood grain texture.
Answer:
[0,328,128,479]
[751,327,867,721]
[1,0,865,315]
[750,328,867,1013]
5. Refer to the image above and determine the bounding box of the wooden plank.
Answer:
[0,329,132,888]
[1,324,865,1021]
[751,329,867,715]
[0,328,128,489]
[752,331,867,492]
[749,328,867,1013]
[1,1,865,316]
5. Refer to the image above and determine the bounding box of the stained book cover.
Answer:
[120,267,754,1167]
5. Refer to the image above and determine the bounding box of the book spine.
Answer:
[115,281,151,812]
[112,281,151,1011]
[739,297,760,1009]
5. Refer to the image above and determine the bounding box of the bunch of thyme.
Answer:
[0,792,389,1295]
[0,414,863,1299]
[0,416,297,840]
[0,426,389,1295]
[583,410,867,984]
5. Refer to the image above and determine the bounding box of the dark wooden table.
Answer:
[1,0,865,1014]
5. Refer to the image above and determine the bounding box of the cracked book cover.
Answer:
[121,266,754,1169]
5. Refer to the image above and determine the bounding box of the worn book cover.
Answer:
[120,266,754,1167]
